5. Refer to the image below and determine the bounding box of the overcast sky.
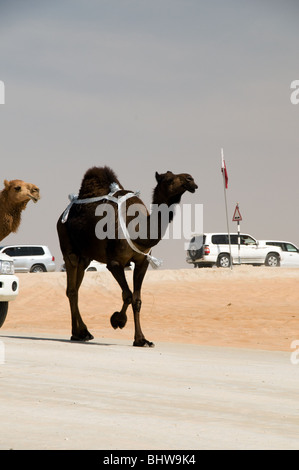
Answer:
[0,0,298,269]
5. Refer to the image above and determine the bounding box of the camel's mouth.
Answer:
[28,193,40,203]
[188,186,197,194]
[185,182,198,194]
[183,175,198,194]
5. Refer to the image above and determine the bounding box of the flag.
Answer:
[221,148,228,189]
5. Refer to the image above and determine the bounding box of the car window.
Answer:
[3,247,18,256]
[230,235,238,245]
[265,242,299,252]
[3,246,45,256]
[12,247,29,256]
[241,235,256,245]
[286,243,298,252]
[29,247,45,255]
[212,235,228,244]
[3,246,31,256]
[266,242,282,249]
[212,234,241,245]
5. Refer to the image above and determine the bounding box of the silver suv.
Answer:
[186,233,282,268]
[0,245,56,273]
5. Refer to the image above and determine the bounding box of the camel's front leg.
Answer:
[132,260,154,347]
[107,261,132,330]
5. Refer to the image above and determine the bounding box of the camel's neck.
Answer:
[4,195,28,215]
[152,185,184,221]
[135,186,184,250]
[0,193,28,239]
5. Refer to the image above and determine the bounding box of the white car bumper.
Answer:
[0,274,19,301]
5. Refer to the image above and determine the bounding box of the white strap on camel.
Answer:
[116,192,163,269]
[61,183,163,269]
[61,183,120,223]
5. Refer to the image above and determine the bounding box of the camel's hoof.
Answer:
[133,339,155,348]
[71,331,94,342]
[110,311,127,329]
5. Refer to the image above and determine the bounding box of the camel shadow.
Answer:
[0,333,128,348]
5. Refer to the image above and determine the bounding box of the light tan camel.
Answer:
[0,179,40,242]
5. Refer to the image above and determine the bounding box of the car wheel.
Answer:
[30,264,47,273]
[217,254,231,268]
[265,253,280,267]
[0,302,9,328]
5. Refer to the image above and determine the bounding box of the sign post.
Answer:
[232,203,242,264]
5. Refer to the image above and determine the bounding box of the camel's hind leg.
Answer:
[65,254,94,341]
[57,218,93,341]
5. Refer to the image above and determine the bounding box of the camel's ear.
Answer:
[155,172,162,183]
[4,180,10,190]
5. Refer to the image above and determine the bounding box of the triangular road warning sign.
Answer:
[232,204,242,222]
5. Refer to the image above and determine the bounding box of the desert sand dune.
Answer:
[3,266,299,351]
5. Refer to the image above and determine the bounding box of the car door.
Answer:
[239,234,261,263]
[283,243,299,266]
[212,234,238,263]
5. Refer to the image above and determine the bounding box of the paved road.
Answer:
[0,332,298,450]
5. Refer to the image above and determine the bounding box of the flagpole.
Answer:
[221,148,232,269]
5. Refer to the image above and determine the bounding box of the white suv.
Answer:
[186,233,282,268]
[258,240,299,267]
[0,245,56,273]
[0,253,19,327]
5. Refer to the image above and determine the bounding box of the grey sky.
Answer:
[0,0,298,269]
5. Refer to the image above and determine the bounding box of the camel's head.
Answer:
[4,179,40,204]
[155,171,198,197]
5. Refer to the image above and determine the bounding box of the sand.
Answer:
[1,266,299,450]
[3,266,299,351]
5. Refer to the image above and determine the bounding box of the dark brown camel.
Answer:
[57,166,198,346]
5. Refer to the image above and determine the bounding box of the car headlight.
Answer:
[0,260,15,275]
